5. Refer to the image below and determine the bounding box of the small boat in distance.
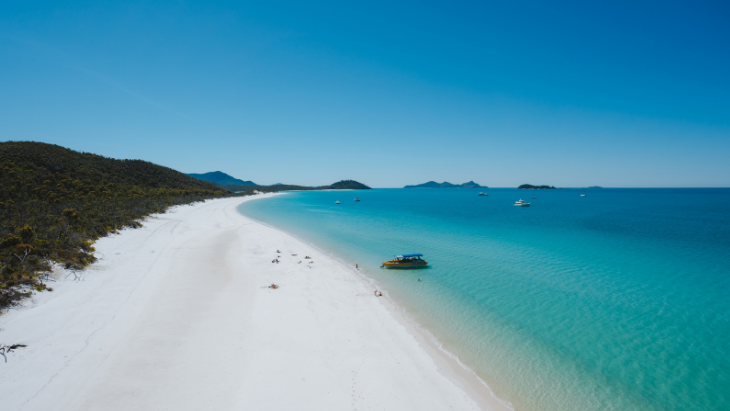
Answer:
[354,198,361,202]
[530,196,536,199]
[580,194,586,197]
[335,200,341,204]
[514,199,531,207]
[478,192,489,196]
[382,253,428,269]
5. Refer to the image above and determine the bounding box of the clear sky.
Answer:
[1,1,728,187]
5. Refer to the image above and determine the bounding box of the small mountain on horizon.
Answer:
[404,181,484,188]
[218,179,371,191]
[329,180,371,190]
[187,171,256,186]
[518,184,556,189]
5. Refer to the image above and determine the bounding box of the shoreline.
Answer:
[1,195,511,410]
[240,196,513,411]
[241,198,514,411]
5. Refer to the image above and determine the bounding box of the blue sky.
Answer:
[1,0,728,187]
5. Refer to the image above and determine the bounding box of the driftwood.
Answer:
[0,344,27,363]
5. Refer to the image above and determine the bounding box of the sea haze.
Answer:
[239,188,730,411]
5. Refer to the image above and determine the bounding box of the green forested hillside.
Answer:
[0,142,239,306]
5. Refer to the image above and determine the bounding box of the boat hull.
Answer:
[382,261,428,269]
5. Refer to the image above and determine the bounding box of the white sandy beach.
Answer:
[0,195,510,411]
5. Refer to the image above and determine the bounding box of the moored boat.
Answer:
[382,253,428,269]
[354,198,360,202]
[478,192,489,196]
[335,200,341,204]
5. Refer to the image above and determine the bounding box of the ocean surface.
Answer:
[238,188,730,411]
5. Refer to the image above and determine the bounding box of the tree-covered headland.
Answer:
[0,142,245,307]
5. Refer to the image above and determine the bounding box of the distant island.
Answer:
[219,180,371,191]
[187,173,372,191]
[187,171,256,186]
[328,180,371,190]
[405,181,484,188]
[588,186,603,189]
[518,184,556,189]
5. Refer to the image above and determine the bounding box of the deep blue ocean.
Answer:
[238,188,730,411]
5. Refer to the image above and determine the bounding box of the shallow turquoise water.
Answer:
[238,188,730,411]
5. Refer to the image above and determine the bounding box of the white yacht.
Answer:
[514,199,531,207]
[335,201,341,204]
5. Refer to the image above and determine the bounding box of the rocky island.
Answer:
[518,184,556,189]
[405,181,484,188]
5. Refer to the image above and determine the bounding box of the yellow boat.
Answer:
[382,253,428,269]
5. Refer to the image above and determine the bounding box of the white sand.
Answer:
[0,195,510,411]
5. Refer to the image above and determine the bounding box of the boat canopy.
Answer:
[396,253,423,258]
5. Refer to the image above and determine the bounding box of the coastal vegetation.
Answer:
[518,184,556,189]
[404,181,484,188]
[0,142,243,308]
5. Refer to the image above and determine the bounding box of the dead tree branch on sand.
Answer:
[0,344,27,363]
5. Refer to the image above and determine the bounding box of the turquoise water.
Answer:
[238,188,730,411]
